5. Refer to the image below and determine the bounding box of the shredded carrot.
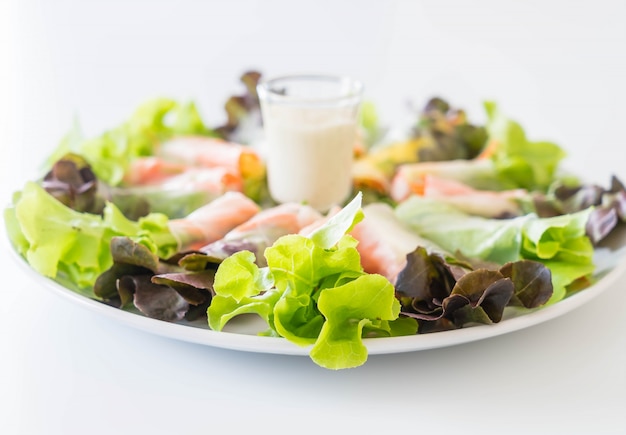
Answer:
[476,139,500,160]
[410,174,427,196]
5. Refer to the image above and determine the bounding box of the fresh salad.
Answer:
[4,71,626,370]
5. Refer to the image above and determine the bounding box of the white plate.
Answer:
[7,225,626,356]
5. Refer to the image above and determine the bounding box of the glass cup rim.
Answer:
[257,73,364,107]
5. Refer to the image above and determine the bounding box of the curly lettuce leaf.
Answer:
[5,182,178,294]
[484,101,567,191]
[211,250,272,304]
[519,209,595,302]
[208,288,282,335]
[310,274,400,369]
[207,193,414,369]
[268,234,364,345]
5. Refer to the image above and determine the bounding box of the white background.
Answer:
[1,0,625,434]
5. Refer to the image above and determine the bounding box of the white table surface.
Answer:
[2,1,625,434]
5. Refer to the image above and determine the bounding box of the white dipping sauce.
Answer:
[262,106,356,211]
[258,75,363,211]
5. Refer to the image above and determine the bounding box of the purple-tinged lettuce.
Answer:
[213,71,263,144]
[5,182,178,294]
[534,175,626,243]
[396,247,553,333]
[95,237,216,321]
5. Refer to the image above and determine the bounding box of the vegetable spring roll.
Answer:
[157,136,265,181]
[200,202,322,264]
[156,167,242,193]
[106,166,244,219]
[393,173,527,218]
[350,202,446,284]
[122,157,189,186]
[168,191,260,250]
[390,158,500,203]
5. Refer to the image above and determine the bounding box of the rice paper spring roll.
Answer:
[390,158,503,202]
[199,202,323,265]
[105,166,245,219]
[168,191,260,251]
[155,136,267,200]
[350,202,448,284]
[157,136,265,183]
[122,157,189,186]
[392,173,528,218]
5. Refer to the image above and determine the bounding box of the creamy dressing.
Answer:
[258,74,362,211]
[262,106,356,211]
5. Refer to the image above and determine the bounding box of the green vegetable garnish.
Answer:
[208,193,416,369]
[5,181,178,295]
[485,101,567,191]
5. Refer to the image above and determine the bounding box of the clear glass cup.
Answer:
[257,74,364,211]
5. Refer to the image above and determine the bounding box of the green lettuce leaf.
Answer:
[359,101,388,149]
[484,101,567,191]
[207,193,414,369]
[310,274,400,369]
[5,182,178,295]
[212,250,268,303]
[519,210,595,302]
[268,234,364,345]
[207,251,279,332]
[308,191,364,249]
